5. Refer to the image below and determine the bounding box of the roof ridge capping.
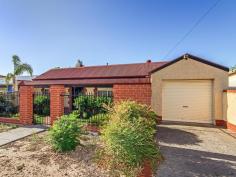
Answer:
[150,53,229,74]
[47,61,168,70]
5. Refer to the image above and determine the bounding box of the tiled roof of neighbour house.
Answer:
[16,75,38,81]
[34,61,169,80]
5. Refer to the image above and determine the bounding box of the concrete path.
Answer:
[0,125,47,146]
[156,123,236,177]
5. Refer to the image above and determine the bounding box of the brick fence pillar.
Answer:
[19,86,33,125]
[50,85,65,124]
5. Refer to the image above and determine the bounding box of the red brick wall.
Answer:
[227,122,236,132]
[113,84,151,105]
[19,86,34,125]
[0,117,21,124]
[50,85,65,124]
[215,120,227,127]
[215,120,236,132]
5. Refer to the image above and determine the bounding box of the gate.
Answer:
[62,92,113,125]
[33,92,50,125]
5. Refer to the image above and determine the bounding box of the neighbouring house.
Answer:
[15,75,37,91]
[229,71,236,87]
[0,75,37,93]
[223,69,236,131]
[21,53,230,126]
[0,75,13,93]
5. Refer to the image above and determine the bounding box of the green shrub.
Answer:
[48,114,81,152]
[34,95,50,116]
[101,101,160,176]
[89,113,109,126]
[73,95,112,119]
[70,111,109,127]
[110,101,157,128]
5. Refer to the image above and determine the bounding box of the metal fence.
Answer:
[33,92,50,125]
[31,91,113,126]
[62,93,113,125]
[0,92,19,118]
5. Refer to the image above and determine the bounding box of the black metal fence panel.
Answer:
[0,92,19,118]
[62,93,113,126]
[33,92,50,125]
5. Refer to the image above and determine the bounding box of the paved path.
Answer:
[0,125,47,146]
[156,123,236,177]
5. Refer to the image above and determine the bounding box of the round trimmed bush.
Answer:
[48,114,81,152]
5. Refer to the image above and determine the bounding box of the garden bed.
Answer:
[0,100,162,177]
[0,131,110,177]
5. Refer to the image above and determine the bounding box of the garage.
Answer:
[162,80,213,123]
[151,54,229,125]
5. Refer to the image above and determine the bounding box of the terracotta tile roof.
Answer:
[34,61,168,80]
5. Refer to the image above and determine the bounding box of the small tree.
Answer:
[230,65,236,73]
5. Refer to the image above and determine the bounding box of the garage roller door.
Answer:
[162,80,213,123]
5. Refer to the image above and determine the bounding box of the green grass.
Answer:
[33,114,50,124]
[0,113,19,119]
[0,123,18,133]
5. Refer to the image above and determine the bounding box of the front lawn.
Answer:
[0,123,18,133]
[0,132,110,177]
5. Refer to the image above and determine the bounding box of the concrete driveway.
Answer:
[156,122,236,177]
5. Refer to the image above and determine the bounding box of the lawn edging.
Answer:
[137,161,152,177]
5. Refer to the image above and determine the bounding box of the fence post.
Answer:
[68,87,73,113]
[19,86,33,125]
[50,85,65,125]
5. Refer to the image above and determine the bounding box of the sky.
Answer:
[0,0,235,76]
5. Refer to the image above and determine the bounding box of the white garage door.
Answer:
[162,80,213,123]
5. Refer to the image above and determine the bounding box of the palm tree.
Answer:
[5,55,33,91]
[230,65,236,72]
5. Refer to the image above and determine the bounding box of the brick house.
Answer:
[31,59,166,106]
[229,71,236,87]
[0,75,13,93]
[19,53,234,129]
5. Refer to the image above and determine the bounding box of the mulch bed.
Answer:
[0,132,110,177]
